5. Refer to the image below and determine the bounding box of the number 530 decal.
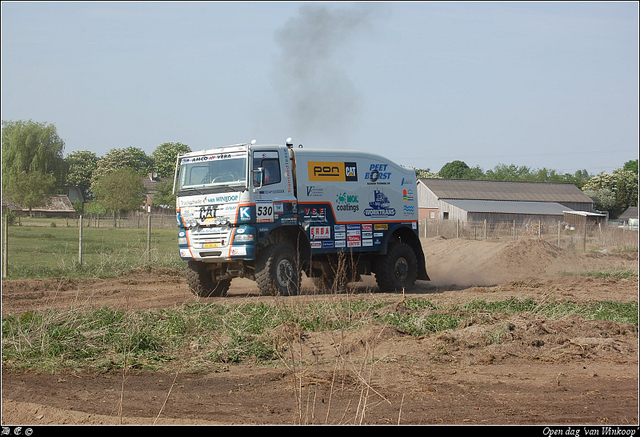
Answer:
[256,201,274,223]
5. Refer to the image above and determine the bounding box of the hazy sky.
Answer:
[2,2,638,175]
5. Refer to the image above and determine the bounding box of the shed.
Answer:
[563,211,607,229]
[418,178,594,224]
[2,194,76,218]
[618,206,639,222]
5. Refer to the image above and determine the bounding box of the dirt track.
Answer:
[2,237,638,425]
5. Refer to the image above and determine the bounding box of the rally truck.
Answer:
[173,139,429,297]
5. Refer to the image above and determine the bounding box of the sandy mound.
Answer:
[423,237,586,287]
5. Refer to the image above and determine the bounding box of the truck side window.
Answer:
[253,157,281,186]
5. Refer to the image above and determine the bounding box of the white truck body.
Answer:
[174,141,428,296]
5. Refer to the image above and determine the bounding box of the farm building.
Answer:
[617,206,639,230]
[2,194,76,218]
[417,178,595,225]
[141,173,169,213]
[563,210,607,229]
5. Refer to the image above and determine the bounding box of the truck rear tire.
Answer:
[374,242,418,292]
[185,260,230,297]
[255,243,300,296]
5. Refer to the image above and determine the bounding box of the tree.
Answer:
[91,147,153,186]
[91,167,146,227]
[439,160,470,179]
[2,120,67,211]
[582,188,616,212]
[414,168,440,179]
[65,150,98,200]
[484,164,532,181]
[152,180,177,209]
[151,142,191,178]
[623,159,638,175]
[582,170,639,218]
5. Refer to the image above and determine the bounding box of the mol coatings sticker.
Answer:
[335,192,359,213]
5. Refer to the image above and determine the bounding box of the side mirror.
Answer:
[253,167,264,191]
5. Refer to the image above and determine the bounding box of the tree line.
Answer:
[2,120,638,221]
[2,120,190,224]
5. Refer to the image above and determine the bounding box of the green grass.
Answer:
[3,297,637,373]
[566,268,638,280]
[2,224,182,279]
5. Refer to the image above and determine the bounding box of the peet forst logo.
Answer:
[308,162,358,181]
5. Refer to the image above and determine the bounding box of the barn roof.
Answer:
[618,206,639,220]
[445,199,571,215]
[2,195,75,212]
[419,178,593,204]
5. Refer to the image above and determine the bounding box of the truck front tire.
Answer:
[375,242,418,292]
[185,260,230,297]
[256,243,301,296]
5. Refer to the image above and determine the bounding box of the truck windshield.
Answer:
[178,152,247,192]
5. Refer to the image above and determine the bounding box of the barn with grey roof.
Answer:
[417,179,595,224]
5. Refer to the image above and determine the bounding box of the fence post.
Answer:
[538,219,541,239]
[3,215,8,278]
[147,214,152,263]
[483,219,487,240]
[557,221,561,248]
[78,215,83,266]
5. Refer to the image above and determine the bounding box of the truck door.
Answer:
[252,149,297,236]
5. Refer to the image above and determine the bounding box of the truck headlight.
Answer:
[178,237,188,245]
[233,233,254,243]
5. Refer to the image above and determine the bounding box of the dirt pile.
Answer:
[424,237,599,287]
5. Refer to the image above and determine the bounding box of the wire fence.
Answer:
[418,218,638,252]
[6,211,178,230]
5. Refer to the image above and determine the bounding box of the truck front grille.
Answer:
[188,226,231,249]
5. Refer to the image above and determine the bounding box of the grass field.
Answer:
[3,297,637,373]
[2,219,181,280]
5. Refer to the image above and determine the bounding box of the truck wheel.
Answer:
[375,242,418,292]
[185,260,230,297]
[256,243,300,296]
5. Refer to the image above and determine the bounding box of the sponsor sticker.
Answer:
[335,192,359,212]
[365,164,392,184]
[230,246,247,256]
[364,189,396,218]
[311,226,331,239]
[308,162,358,182]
